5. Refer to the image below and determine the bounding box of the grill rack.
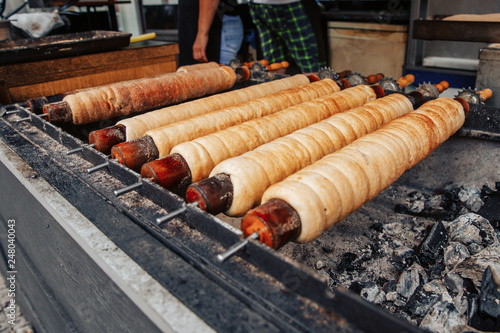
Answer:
[2,90,500,332]
[0,100,427,332]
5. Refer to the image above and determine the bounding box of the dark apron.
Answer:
[177,0,223,66]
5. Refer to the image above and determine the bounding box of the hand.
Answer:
[193,33,209,63]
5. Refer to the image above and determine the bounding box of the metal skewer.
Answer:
[67,143,95,155]
[113,181,143,197]
[217,232,260,262]
[156,202,199,225]
[16,116,31,122]
[87,159,117,174]
[5,110,20,115]
[16,113,49,123]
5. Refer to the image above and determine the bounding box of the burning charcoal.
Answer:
[479,266,500,320]
[481,184,496,196]
[315,260,326,270]
[337,252,358,273]
[391,247,418,271]
[447,214,484,246]
[321,245,333,254]
[368,242,380,255]
[418,221,448,267]
[382,279,397,293]
[405,285,440,317]
[394,299,407,307]
[443,242,471,269]
[369,222,383,232]
[468,293,481,327]
[327,268,340,286]
[427,263,446,281]
[468,266,500,331]
[393,239,403,248]
[470,267,500,332]
[445,272,464,295]
[360,282,386,304]
[426,195,443,210]
[381,301,397,313]
[468,243,484,256]
[386,291,398,302]
[478,186,500,230]
[419,301,465,332]
[463,278,479,295]
[408,200,425,214]
[393,246,415,262]
[453,293,469,316]
[348,281,364,294]
[423,280,454,304]
[474,216,498,245]
[396,263,428,299]
[383,222,403,236]
[458,185,484,212]
[455,243,500,290]
[424,279,448,296]
[394,203,408,214]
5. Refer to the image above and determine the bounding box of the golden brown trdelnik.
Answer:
[64,66,236,125]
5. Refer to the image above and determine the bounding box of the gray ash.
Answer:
[323,184,500,332]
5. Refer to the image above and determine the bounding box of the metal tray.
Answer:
[413,20,500,43]
[0,30,132,66]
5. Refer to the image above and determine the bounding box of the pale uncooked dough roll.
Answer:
[262,98,465,243]
[176,62,220,72]
[172,85,377,184]
[65,67,236,125]
[118,75,310,140]
[211,93,412,216]
[147,79,341,157]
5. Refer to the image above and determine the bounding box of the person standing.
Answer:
[178,0,244,66]
[248,0,325,73]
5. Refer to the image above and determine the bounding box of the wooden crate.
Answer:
[0,41,179,104]
[328,21,408,79]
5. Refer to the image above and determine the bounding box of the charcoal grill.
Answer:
[0,83,499,332]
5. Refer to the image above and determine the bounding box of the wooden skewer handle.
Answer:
[267,63,282,71]
[479,88,493,101]
[43,101,73,123]
[186,173,233,215]
[397,74,415,88]
[337,70,351,79]
[365,73,384,84]
[141,153,192,195]
[234,66,251,81]
[88,125,126,155]
[27,94,64,114]
[241,198,301,249]
[435,81,449,93]
[110,136,159,171]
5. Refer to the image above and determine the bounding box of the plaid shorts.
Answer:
[250,1,324,73]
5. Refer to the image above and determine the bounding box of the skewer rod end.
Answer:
[216,232,260,262]
[114,181,143,197]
